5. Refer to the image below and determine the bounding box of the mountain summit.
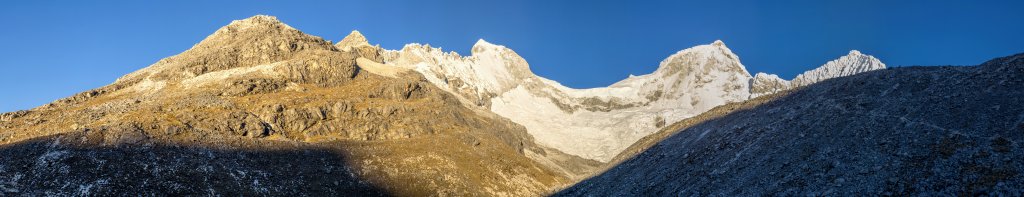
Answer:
[336,30,370,49]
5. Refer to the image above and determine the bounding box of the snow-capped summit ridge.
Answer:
[712,40,725,46]
[472,39,507,53]
[651,40,749,78]
[474,39,492,47]
[751,50,886,98]
[791,50,886,87]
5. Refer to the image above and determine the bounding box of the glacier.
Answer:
[348,31,885,162]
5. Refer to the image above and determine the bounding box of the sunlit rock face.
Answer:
[0,15,579,196]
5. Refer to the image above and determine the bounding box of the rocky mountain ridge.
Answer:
[0,15,582,196]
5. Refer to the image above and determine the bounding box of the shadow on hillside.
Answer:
[557,55,1024,196]
[0,134,390,196]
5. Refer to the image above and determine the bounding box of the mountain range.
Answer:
[1,15,1019,196]
[370,30,885,163]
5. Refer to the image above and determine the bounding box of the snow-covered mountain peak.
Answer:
[712,39,725,47]
[652,40,749,79]
[474,38,492,46]
[790,50,885,87]
[749,50,887,98]
[472,39,506,53]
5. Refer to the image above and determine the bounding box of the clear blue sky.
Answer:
[2,1,1022,112]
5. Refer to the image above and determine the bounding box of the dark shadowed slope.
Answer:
[0,133,386,196]
[559,53,1024,196]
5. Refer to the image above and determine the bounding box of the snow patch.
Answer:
[181,62,284,88]
[356,57,408,78]
[131,78,167,93]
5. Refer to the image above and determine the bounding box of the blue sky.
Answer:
[2,0,1022,112]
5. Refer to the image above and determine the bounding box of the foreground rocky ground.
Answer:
[559,53,1024,196]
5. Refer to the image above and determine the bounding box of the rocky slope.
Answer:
[380,38,885,162]
[0,15,577,196]
[558,53,1024,195]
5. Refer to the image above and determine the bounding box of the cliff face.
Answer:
[0,15,573,196]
